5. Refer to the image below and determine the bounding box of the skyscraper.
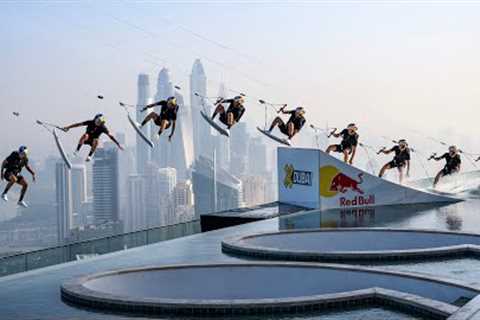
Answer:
[92,147,120,225]
[158,167,177,225]
[214,82,230,169]
[192,156,243,218]
[56,162,72,243]
[71,164,87,215]
[151,68,174,168]
[230,122,249,176]
[127,175,147,232]
[248,137,267,175]
[136,74,151,175]
[174,180,194,222]
[241,175,267,207]
[190,59,213,159]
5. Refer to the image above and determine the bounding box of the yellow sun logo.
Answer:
[283,164,294,188]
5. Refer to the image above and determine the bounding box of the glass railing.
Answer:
[0,220,201,277]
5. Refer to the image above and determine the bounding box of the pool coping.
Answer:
[61,262,480,317]
[222,228,480,263]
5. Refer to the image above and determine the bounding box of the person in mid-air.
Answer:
[1,146,36,208]
[63,114,124,162]
[268,106,306,140]
[140,96,178,141]
[211,95,245,129]
[326,123,359,164]
[377,139,411,184]
[431,145,461,188]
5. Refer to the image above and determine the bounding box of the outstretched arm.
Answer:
[63,121,88,131]
[378,147,391,155]
[168,120,176,141]
[141,101,163,112]
[25,164,36,182]
[107,133,124,151]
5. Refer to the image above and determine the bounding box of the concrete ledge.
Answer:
[61,262,478,317]
[222,228,480,262]
[448,295,480,319]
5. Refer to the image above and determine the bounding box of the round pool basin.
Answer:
[222,228,480,261]
[61,262,479,316]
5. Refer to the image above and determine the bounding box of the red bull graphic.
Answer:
[320,165,375,208]
[330,172,364,194]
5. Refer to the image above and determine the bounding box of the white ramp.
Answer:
[278,147,460,210]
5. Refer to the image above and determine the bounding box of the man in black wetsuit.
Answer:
[63,114,124,162]
[268,107,306,140]
[326,123,359,164]
[378,139,411,184]
[432,145,461,188]
[140,96,178,141]
[211,95,245,129]
[1,146,36,208]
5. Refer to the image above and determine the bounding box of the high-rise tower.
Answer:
[136,74,151,174]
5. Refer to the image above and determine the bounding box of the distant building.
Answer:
[92,147,120,225]
[136,74,151,175]
[71,164,87,217]
[174,180,194,208]
[192,155,243,218]
[241,175,267,207]
[248,137,267,175]
[56,162,73,244]
[214,82,230,169]
[151,68,174,168]
[230,122,249,176]
[127,175,147,232]
[158,168,177,225]
[190,59,213,159]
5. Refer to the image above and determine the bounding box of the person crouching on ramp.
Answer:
[211,96,245,130]
[63,114,124,162]
[326,123,359,164]
[1,146,36,208]
[378,139,411,184]
[431,145,461,188]
[268,107,306,140]
[140,96,178,141]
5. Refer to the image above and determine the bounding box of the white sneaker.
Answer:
[85,156,92,162]
[2,194,8,202]
[17,200,28,208]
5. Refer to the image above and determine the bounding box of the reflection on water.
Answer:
[280,200,480,233]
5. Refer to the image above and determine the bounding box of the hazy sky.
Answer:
[1,1,480,172]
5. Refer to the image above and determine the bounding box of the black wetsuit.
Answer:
[152,101,179,128]
[219,99,245,125]
[279,111,306,135]
[387,146,411,168]
[335,129,359,153]
[439,153,461,175]
[82,120,109,145]
[3,152,28,181]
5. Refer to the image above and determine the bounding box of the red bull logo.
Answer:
[330,172,364,195]
[319,165,375,207]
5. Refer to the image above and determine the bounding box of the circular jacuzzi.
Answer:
[61,262,479,317]
[222,228,480,262]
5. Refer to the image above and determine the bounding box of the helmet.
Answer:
[398,139,408,147]
[449,145,457,153]
[18,146,28,156]
[94,114,106,126]
[234,96,245,104]
[347,123,357,131]
[167,96,177,105]
[295,107,305,115]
